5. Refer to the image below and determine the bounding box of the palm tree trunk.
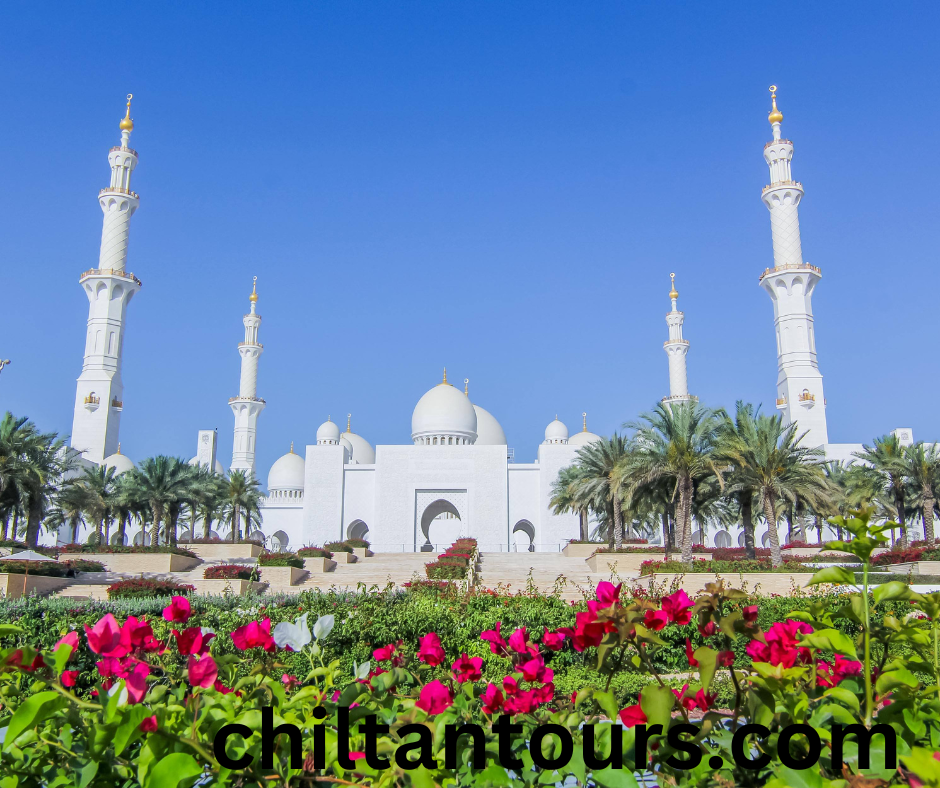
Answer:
[117,512,128,547]
[740,493,756,561]
[150,504,162,547]
[679,474,693,566]
[70,514,80,544]
[896,488,908,549]
[25,498,42,547]
[232,506,241,543]
[815,515,823,544]
[762,491,783,568]
[612,493,623,551]
[579,509,589,542]
[923,494,935,544]
[95,518,104,546]
[1,512,9,541]
[661,511,671,562]
[785,505,794,545]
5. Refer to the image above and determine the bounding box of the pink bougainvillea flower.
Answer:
[231,618,275,651]
[142,635,165,654]
[124,661,151,704]
[84,614,128,657]
[187,654,218,688]
[481,622,509,656]
[162,596,192,624]
[717,650,735,667]
[508,627,534,656]
[560,610,607,652]
[348,752,366,761]
[451,653,483,684]
[742,605,759,623]
[120,616,155,652]
[541,630,566,651]
[531,682,555,705]
[519,655,550,683]
[746,620,813,668]
[661,590,694,625]
[595,581,622,608]
[139,715,158,733]
[698,621,717,637]
[481,683,504,714]
[833,655,863,680]
[644,609,669,632]
[502,675,520,696]
[415,680,453,714]
[95,656,124,678]
[214,679,235,695]
[619,704,647,728]
[373,641,404,665]
[61,670,79,687]
[54,631,79,655]
[282,673,301,690]
[174,627,214,656]
[417,632,446,667]
[504,689,538,715]
[685,638,699,668]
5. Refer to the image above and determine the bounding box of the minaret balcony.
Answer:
[99,187,139,199]
[109,145,138,157]
[764,139,792,149]
[798,390,816,408]
[775,397,788,410]
[662,339,689,347]
[661,394,697,404]
[238,342,264,349]
[758,263,821,283]
[79,268,142,286]
[229,396,266,404]
[83,394,100,411]
[111,397,123,411]
[761,180,802,194]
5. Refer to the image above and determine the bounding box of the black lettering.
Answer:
[337,706,356,769]
[493,714,523,770]
[664,723,702,770]
[395,723,436,770]
[583,723,623,770]
[213,723,253,769]
[778,724,821,770]
[360,714,390,770]
[731,724,771,770]
[529,724,574,770]
[831,724,896,770]
[444,723,487,769]
[634,724,663,769]
[260,706,301,768]
[311,706,326,770]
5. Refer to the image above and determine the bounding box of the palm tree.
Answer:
[124,456,192,546]
[74,465,120,545]
[854,435,910,548]
[111,475,138,547]
[622,401,722,565]
[45,479,87,544]
[720,411,827,567]
[550,464,591,542]
[186,466,228,541]
[223,470,262,543]
[904,443,940,544]
[567,435,630,550]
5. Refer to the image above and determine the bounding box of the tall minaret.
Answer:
[662,273,693,404]
[230,277,265,476]
[70,95,142,463]
[759,86,828,447]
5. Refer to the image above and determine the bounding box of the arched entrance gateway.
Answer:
[415,490,467,551]
[512,519,535,552]
[347,519,369,542]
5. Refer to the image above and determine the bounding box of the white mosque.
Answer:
[64,89,920,552]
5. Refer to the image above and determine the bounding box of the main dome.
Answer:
[412,374,478,445]
[473,404,506,445]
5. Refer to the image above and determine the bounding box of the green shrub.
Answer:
[0,560,71,577]
[203,564,259,581]
[297,546,333,558]
[60,558,106,573]
[324,541,353,553]
[344,538,370,549]
[57,543,198,558]
[258,551,303,568]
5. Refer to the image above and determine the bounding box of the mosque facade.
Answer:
[65,89,919,551]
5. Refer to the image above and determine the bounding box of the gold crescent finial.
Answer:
[669,272,679,300]
[346,414,351,433]
[464,378,469,396]
[768,85,783,125]
[117,442,121,454]
[249,276,258,303]
[582,412,587,432]
[442,367,448,385]
[120,94,134,132]
[290,441,294,454]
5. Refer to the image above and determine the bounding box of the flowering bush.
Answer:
[296,546,333,558]
[344,538,370,549]
[106,578,196,599]
[598,544,712,554]
[61,558,107,573]
[58,543,198,558]
[181,536,264,546]
[426,538,477,581]
[0,560,72,577]
[324,541,353,554]
[203,564,259,581]
[257,551,304,568]
[872,547,940,566]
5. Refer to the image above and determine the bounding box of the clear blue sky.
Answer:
[1,2,937,480]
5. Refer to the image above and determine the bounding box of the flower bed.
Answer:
[181,536,264,546]
[324,541,353,554]
[257,551,304,568]
[203,564,259,581]
[0,560,72,577]
[426,538,477,581]
[640,558,826,575]
[344,538,370,549]
[596,544,711,553]
[872,546,940,566]
[57,543,198,559]
[60,558,106,573]
[296,546,333,558]
[106,578,196,600]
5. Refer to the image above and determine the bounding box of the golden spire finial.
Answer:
[443,367,448,385]
[119,94,134,132]
[582,412,587,432]
[289,441,294,454]
[116,442,121,455]
[464,378,469,396]
[346,414,351,433]
[249,276,258,303]
[768,85,783,125]
[669,272,679,300]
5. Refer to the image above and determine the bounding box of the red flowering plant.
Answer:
[2,510,940,786]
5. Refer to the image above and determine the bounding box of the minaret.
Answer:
[662,273,693,404]
[759,86,828,447]
[229,277,265,475]
[70,95,142,463]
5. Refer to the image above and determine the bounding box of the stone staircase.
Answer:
[475,552,637,602]
[296,553,432,591]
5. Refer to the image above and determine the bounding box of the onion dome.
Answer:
[411,369,478,445]
[340,415,375,463]
[119,94,134,132]
[103,444,134,475]
[267,443,305,490]
[544,416,569,444]
[768,86,783,125]
[317,416,341,445]
[187,456,226,476]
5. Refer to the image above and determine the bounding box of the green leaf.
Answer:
[769,763,823,788]
[591,765,640,788]
[875,667,918,694]
[0,625,23,638]
[78,761,99,788]
[2,690,64,750]
[873,581,914,604]
[693,646,717,691]
[113,706,148,756]
[639,685,675,728]
[808,566,857,586]
[591,690,620,723]
[822,686,860,712]
[143,753,203,788]
[800,628,859,660]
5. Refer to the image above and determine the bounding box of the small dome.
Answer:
[317,418,341,444]
[473,404,507,445]
[343,431,375,464]
[544,417,568,444]
[267,448,305,490]
[188,456,226,476]
[103,450,134,475]
[412,372,478,444]
[568,430,601,447]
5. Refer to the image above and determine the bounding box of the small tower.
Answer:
[70,95,142,463]
[662,273,693,404]
[230,277,265,476]
[759,86,828,447]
